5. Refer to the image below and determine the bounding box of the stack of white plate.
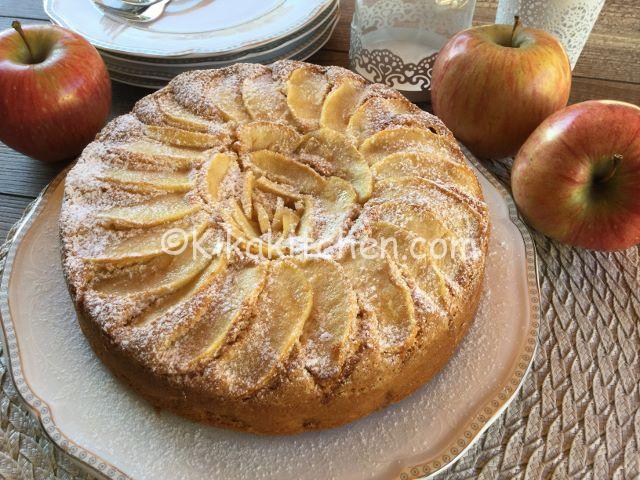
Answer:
[44,0,339,89]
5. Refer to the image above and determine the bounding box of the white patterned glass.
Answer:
[349,0,477,101]
[495,0,605,69]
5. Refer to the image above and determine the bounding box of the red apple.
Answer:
[431,18,571,159]
[0,21,111,162]
[512,100,640,251]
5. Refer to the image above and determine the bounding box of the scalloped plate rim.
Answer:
[104,9,339,84]
[0,153,541,480]
[43,0,336,58]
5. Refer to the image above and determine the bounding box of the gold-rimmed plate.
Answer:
[44,0,335,58]
[103,6,340,88]
[0,153,540,480]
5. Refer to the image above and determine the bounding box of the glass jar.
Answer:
[349,0,477,102]
[495,0,605,69]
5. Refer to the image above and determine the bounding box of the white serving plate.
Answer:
[102,6,339,82]
[106,13,339,89]
[97,0,338,67]
[44,0,334,57]
[0,156,540,480]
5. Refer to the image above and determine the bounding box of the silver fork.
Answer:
[93,0,171,23]
[94,0,163,10]
[119,0,162,5]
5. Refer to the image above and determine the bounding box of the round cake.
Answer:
[60,61,489,435]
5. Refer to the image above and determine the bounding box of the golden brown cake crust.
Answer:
[60,61,489,435]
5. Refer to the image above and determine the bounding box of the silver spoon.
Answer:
[94,0,171,23]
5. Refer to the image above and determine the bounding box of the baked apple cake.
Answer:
[60,61,489,434]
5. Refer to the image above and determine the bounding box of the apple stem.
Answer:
[511,15,522,46]
[599,154,623,183]
[11,20,35,63]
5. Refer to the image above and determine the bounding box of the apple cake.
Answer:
[60,61,489,435]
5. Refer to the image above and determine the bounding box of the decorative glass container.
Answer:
[349,0,477,102]
[495,0,605,69]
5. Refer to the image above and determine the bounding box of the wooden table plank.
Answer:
[0,146,65,197]
[0,2,47,20]
[0,194,33,243]
[324,0,353,52]
[308,48,348,68]
[0,15,46,29]
[573,32,640,84]
[588,0,640,37]
[569,77,640,105]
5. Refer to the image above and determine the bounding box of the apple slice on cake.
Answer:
[286,65,330,132]
[347,97,416,146]
[367,221,454,307]
[247,150,326,195]
[359,127,448,165]
[155,93,214,133]
[235,122,302,155]
[166,263,268,365]
[97,193,199,229]
[371,176,488,235]
[372,151,482,198]
[254,202,272,234]
[205,71,252,123]
[340,245,416,352]
[293,257,358,380]
[134,251,228,328]
[109,140,207,169]
[93,228,220,298]
[205,152,235,202]
[298,128,372,201]
[216,260,313,396]
[223,210,284,259]
[144,125,226,149]
[254,176,302,202]
[294,177,357,253]
[89,215,208,266]
[98,169,193,193]
[368,179,487,288]
[320,77,366,132]
[241,73,290,122]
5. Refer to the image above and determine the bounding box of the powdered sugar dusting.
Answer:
[59,60,490,433]
[10,163,533,479]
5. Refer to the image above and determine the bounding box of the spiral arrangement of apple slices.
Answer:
[60,61,489,430]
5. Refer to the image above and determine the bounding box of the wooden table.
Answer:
[1,0,638,244]
[0,1,639,479]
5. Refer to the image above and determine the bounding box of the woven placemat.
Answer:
[0,198,91,480]
[0,159,637,480]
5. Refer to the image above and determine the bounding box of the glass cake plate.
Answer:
[0,153,540,480]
